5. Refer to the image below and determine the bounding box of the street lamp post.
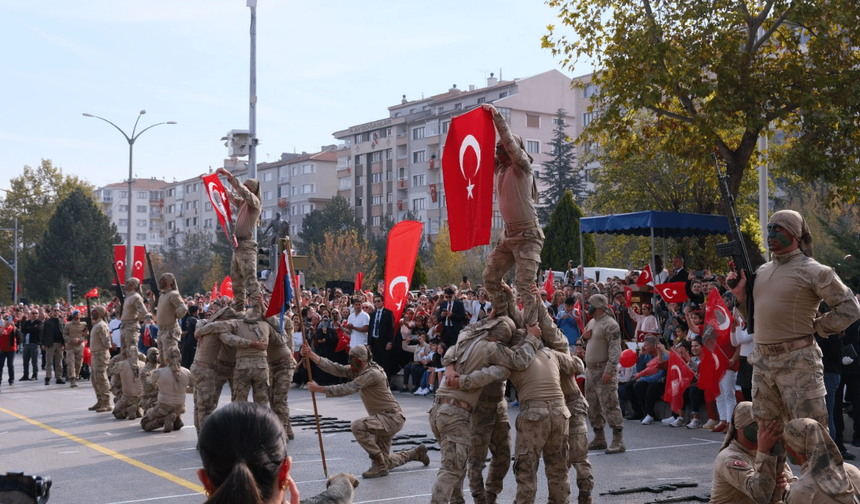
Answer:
[83,111,176,280]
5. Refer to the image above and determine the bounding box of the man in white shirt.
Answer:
[346,296,370,348]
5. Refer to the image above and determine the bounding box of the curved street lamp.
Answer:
[82,110,176,281]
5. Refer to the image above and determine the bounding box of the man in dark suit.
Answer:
[668,254,688,283]
[436,286,468,348]
[368,294,397,382]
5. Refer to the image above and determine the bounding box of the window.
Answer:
[386,149,393,160]
[526,140,540,153]
[583,112,595,127]
[263,210,272,219]
[186,218,191,227]
[493,211,503,229]
[412,150,426,163]
[193,200,198,209]
[553,117,566,125]
[387,192,393,203]
[301,204,315,214]
[526,114,540,128]
[499,92,508,99]
[167,204,174,214]
[442,121,450,134]
[204,202,212,211]
[533,165,541,180]
[355,155,362,166]
[137,191,147,199]
[120,191,128,199]
[291,166,298,177]
[167,221,175,230]
[454,103,462,110]
[186,202,193,210]
[263,172,273,182]
[301,184,314,194]
[339,178,352,190]
[356,197,363,207]
[291,186,298,196]
[167,189,174,197]
[371,151,382,162]
[372,194,382,205]
[386,170,393,181]
[477,97,485,104]
[583,83,600,98]
[118,204,129,212]
[263,191,272,201]
[412,127,425,140]
[119,219,128,226]
[204,218,213,229]
[302,164,314,174]
[372,173,382,183]
[412,174,426,187]
[291,205,297,216]
[137,205,147,213]
[356,176,363,187]
[136,219,147,227]
[136,233,147,241]
[413,198,425,211]
[372,216,381,227]
[150,233,159,242]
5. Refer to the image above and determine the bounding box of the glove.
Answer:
[843,356,854,366]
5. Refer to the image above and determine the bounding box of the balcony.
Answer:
[397,178,408,190]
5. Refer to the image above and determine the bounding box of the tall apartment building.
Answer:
[94,178,170,249]
[332,69,599,243]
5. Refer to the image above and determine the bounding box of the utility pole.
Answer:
[0,217,20,304]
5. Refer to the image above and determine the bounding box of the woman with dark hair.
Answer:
[197,402,299,504]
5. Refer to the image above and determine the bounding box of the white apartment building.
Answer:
[94,178,170,249]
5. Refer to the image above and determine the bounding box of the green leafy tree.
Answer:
[307,230,377,287]
[539,108,586,223]
[297,195,365,255]
[541,190,596,271]
[24,188,121,303]
[543,0,860,206]
[412,256,428,289]
[370,211,428,281]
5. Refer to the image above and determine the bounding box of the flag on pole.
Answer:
[211,283,218,303]
[114,245,126,282]
[202,172,236,247]
[384,221,423,323]
[84,288,99,299]
[542,270,554,299]
[441,107,496,251]
[655,282,688,304]
[266,250,294,319]
[636,264,653,287]
[663,350,696,413]
[131,245,146,282]
[355,271,363,293]
[220,276,233,299]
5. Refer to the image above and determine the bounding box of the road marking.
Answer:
[105,493,201,503]
[355,494,432,503]
[598,439,722,454]
[0,406,205,495]
[59,450,80,454]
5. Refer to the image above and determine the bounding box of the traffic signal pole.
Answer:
[0,217,20,304]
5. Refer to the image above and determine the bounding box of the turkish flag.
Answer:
[211,283,218,303]
[355,271,363,292]
[573,300,585,333]
[84,288,99,299]
[131,245,146,282]
[441,107,495,251]
[384,221,423,323]
[543,270,554,299]
[705,289,733,346]
[655,282,688,304]
[698,342,729,402]
[335,328,350,353]
[636,264,653,287]
[663,350,696,413]
[220,275,234,299]
[114,245,126,283]
[623,286,633,307]
[202,173,236,247]
[265,251,294,319]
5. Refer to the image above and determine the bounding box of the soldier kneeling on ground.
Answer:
[141,347,193,433]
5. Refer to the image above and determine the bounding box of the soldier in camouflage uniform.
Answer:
[302,344,430,479]
[480,103,544,327]
[141,347,193,432]
[730,210,860,429]
[108,353,124,406]
[214,167,263,320]
[63,310,87,387]
[581,293,625,454]
[139,348,160,413]
[113,347,144,420]
[562,353,594,504]
[467,382,511,504]
[199,315,270,404]
[152,272,187,367]
[114,277,149,374]
[266,314,296,440]
[88,306,114,413]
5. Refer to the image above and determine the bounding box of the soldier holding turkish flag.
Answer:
[480,103,544,327]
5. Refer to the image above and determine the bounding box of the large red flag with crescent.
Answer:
[131,245,146,282]
[663,350,696,413]
[705,288,733,346]
[202,173,236,247]
[384,221,423,323]
[698,342,729,402]
[441,107,495,251]
[114,245,126,283]
[655,282,688,304]
[636,264,653,287]
[220,275,234,299]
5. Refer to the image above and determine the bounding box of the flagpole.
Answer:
[285,238,328,477]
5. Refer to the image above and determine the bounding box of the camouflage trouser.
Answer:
[110,376,123,405]
[231,240,259,312]
[216,361,235,398]
[120,323,140,355]
[191,363,219,432]
[351,409,405,464]
[585,365,624,433]
[113,394,141,420]
[65,346,84,383]
[141,402,186,432]
[482,224,544,325]
[232,358,269,405]
[141,389,159,414]
[91,350,111,404]
[269,364,295,437]
[749,343,828,427]
[513,400,570,504]
[44,343,63,379]
[157,325,181,366]
[468,398,510,501]
[429,403,471,504]
[567,395,594,496]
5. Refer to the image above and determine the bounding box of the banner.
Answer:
[114,245,126,283]
[441,107,495,251]
[131,245,146,282]
[383,221,423,323]
[202,173,236,247]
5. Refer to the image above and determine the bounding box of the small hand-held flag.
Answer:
[636,264,653,287]
[705,289,733,346]
[663,350,696,413]
[202,172,236,247]
[655,282,688,304]
[84,288,99,299]
[542,270,554,299]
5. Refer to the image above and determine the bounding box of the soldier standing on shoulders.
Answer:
[114,278,149,375]
[88,306,114,412]
[152,272,187,367]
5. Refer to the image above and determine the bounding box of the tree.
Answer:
[539,109,587,223]
[369,211,428,280]
[307,230,377,287]
[541,190,596,271]
[159,229,214,296]
[428,224,488,288]
[543,0,860,205]
[297,195,365,255]
[24,188,121,303]
[412,256,428,289]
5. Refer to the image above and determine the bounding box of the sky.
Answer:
[0,0,594,191]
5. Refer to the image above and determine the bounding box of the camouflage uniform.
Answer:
[139,348,160,413]
[88,315,113,412]
[267,316,296,439]
[562,362,593,503]
[231,320,270,405]
[154,273,187,367]
[113,349,143,420]
[118,280,149,365]
[783,418,860,503]
[582,295,624,452]
[224,175,262,315]
[63,319,87,387]
[108,354,123,405]
[467,382,510,504]
[141,348,193,432]
[481,105,544,326]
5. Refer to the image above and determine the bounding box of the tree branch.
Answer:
[643,105,694,124]
[753,6,792,54]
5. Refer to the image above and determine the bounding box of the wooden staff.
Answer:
[284,238,327,477]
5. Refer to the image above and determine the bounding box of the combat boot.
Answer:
[163,413,177,433]
[471,492,487,504]
[361,453,389,479]
[485,492,498,504]
[96,401,112,413]
[412,444,430,466]
[587,431,607,451]
[173,416,184,431]
[577,493,592,504]
[605,428,625,454]
[88,402,101,411]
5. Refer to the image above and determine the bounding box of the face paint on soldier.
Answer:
[586,303,596,316]
[767,224,796,254]
[349,356,363,372]
[784,443,806,466]
[741,422,759,446]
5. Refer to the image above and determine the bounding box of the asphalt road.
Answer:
[2,376,855,504]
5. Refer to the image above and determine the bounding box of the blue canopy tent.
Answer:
[578,211,734,274]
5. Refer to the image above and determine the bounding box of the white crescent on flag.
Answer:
[116,260,124,268]
[134,260,143,270]
[712,305,731,332]
[670,365,683,394]
[660,287,677,298]
[388,275,410,310]
[458,135,481,199]
[208,182,229,219]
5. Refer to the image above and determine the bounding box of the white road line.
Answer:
[355,493,433,503]
[59,450,80,454]
[290,457,344,464]
[610,439,722,453]
[105,493,200,504]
